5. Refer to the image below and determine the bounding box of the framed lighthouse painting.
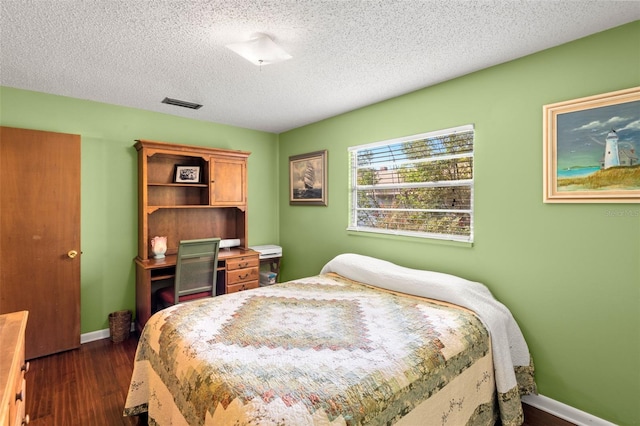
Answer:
[543,86,640,203]
[289,150,328,206]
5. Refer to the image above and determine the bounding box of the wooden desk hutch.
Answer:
[134,140,259,332]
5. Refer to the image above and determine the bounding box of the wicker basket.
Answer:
[108,310,131,343]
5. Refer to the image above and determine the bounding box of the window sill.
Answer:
[346,228,474,248]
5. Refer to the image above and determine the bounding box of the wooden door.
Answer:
[0,126,81,359]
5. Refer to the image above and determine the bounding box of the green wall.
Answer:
[1,20,638,426]
[278,22,639,425]
[0,88,280,334]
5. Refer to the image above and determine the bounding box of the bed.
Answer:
[124,253,536,425]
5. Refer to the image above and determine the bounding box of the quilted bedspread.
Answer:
[124,258,536,426]
[124,271,529,425]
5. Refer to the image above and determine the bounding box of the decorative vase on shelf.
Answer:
[150,236,167,259]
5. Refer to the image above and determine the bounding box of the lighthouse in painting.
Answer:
[602,129,620,169]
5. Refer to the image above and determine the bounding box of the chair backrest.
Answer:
[174,238,221,302]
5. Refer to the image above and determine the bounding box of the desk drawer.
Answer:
[226,255,259,271]
[226,280,259,294]
[226,266,259,285]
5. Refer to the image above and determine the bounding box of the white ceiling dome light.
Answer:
[225,33,292,66]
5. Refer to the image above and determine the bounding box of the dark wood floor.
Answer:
[25,336,573,426]
[26,336,145,425]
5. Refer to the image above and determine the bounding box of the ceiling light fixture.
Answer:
[225,33,292,66]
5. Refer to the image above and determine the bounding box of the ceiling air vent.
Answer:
[161,97,203,110]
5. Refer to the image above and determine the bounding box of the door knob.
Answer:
[68,250,78,259]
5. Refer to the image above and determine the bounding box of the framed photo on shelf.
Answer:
[174,165,201,184]
[543,86,640,203]
[289,150,328,206]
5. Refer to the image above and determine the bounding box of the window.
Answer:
[348,124,474,242]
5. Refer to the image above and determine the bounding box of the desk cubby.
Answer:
[150,266,176,281]
[135,249,259,330]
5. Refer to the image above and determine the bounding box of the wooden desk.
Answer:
[134,248,259,332]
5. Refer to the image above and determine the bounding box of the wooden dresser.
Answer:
[0,311,29,426]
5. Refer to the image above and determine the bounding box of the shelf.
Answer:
[147,183,209,206]
[146,205,248,215]
[147,205,214,214]
[151,273,175,281]
[148,183,208,188]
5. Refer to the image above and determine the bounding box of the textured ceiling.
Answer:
[1,1,639,133]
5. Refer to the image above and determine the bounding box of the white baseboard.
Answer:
[80,329,110,343]
[80,323,135,344]
[522,394,617,426]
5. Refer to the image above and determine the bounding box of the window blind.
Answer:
[348,125,474,242]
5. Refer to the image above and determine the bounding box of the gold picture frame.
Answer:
[289,150,328,206]
[543,87,640,203]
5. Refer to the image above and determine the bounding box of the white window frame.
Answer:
[348,124,474,243]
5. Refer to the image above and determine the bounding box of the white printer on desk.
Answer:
[249,244,282,259]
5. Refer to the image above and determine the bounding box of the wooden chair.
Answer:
[157,238,221,306]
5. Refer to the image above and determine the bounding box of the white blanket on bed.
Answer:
[320,253,530,395]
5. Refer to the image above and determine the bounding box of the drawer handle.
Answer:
[16,389,24,402]
[238,262,249,268]
[22,362,30,373]
[22,414,30,425]
[238,273,249,279]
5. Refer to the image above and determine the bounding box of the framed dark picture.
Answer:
[289,150,328,206]
[543,87,640,203]
[174,165,201,183]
